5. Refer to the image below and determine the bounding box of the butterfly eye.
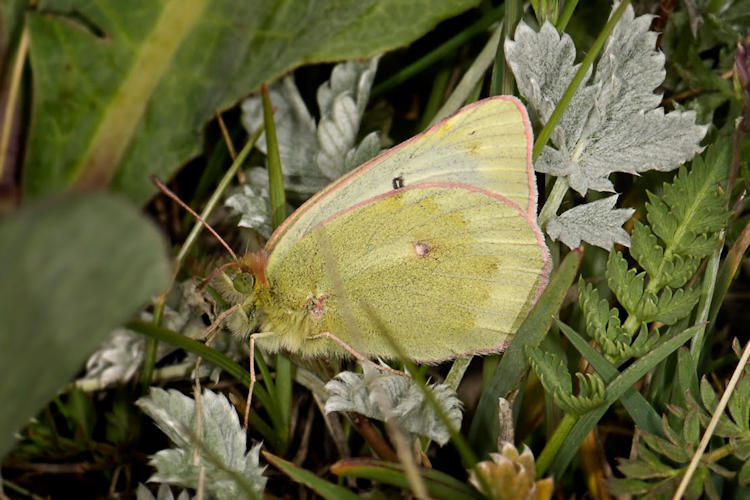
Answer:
[232,272,255,294]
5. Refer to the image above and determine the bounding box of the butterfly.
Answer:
[215,96,550,363]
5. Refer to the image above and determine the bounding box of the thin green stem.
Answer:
[371,5,505,97]
[175,130,260,266]
[417,65,451,131]
[0,26,28,181]
[261,84,287,229]
[431,21,504,125]
[536,412,577,476]
[130,320,251,388]
[491,0,521,96]
[689,231,723,361]
[538,176,569,229]
[556,0,579,32]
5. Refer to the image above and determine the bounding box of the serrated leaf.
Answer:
[642,433,691,463]
[0,194,170,458]
[646,142,730,261]
[507,4,706,197]
[526,347,571,395]
[648,287,701,325]
[136,484,193,500]
[505,22,594,144]
[546,195,635,250]
[630,221,664,281]
[25,1,473,202]
[578,279,610,343]
[606,251,644,315]
[527,347,604,415]
[136,388,266,500]
[224,183,274,239]
[616,458,675,480]
[84,328,148,387]
[242,58,381,199]
[324,367,462,446]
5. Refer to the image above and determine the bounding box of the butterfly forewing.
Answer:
[266,96,536,268]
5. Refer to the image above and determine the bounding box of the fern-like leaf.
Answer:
[526,347,606,415]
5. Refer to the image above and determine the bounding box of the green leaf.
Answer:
[642,431,691,464]
[527,347,606,415]
[700,376,719,413]
[616,458,674,480]
[727,373,750,433]
[0,193,170,458]
[630,222,664,282]
[330,458,484,500]
[646,142,730,260]
[526,347,572,395]
[24,0,476,203]
[548,323,704,477]
[683,408,701,446]
[606,250,644,315]
[264,452,361,500]
[739,459,750,487]
[557,320,663,436]
[607,477,653,495]
[649,287,701,325]
[469,249,582,455]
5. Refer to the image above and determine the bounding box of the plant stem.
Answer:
[538,176,569,229]
[0,26,28,182]
[689,231,723,361]
[261,84,287,229]
[372,5,505,97]
[535,412,577,476]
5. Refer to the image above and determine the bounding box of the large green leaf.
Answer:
[24,0,477,203]
[0,193,170,458]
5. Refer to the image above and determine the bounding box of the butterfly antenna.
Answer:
[197,260,243,291]
[151,175,238,262]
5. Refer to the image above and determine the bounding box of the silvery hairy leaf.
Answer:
[83,282,232,387]
[237,57,381,234]
[547,195,635,249]
[224,183,273,239]
[136,483,193,500]
[136,388,266,500]
[506,3,707,197]
[241,57,380,193]
[324,366,462,445]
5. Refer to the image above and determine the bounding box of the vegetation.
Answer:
[1,0,749,498]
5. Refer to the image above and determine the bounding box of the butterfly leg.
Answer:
[311,331,408,377]
[243,335,257,429]
[242,331,282,428]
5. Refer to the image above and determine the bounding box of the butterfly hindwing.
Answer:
[258,184,549,362]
